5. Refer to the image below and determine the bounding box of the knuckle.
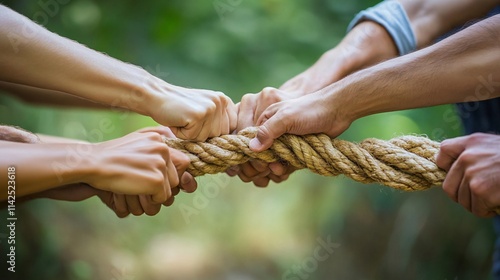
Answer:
[442,183,456,200]
[261,87,280,102]
[205,102,217,115]
[241,93,255,104]
[458,151,476,165]
[469,177,488,197]
[439,140,453,153]
[147,132,162,142]
[150,172,166,188]
[467,133,487,144]
[170,175,180,188]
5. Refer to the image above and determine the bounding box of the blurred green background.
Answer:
[0,0,495,279]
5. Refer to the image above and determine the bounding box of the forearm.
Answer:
[0,141,92,200]
[0,5,161,115]
[330,15,500,121]
[282,21,398,95]
[313,0,500,89]
[398,0,500,48]
[37,134,89,144]
[0,81,109,109]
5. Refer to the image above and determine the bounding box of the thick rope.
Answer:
[165,127,445,191]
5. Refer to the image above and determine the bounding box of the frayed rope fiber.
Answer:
[165,127,445,191]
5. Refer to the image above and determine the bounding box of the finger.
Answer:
[238,172,252,183]
[220,108,230,136]
[227,100,238,133]
[126,195,145,216]
[163,196,175,207]
[240,162,268,178]
[251,102,291,152]
[219,97,235,135]
[442,159,465,202]
[254,87,284,124]
[268,173,290,184]
[196,113,214,142]
[226,165,240,177]
[269,162,288,176]
[436,136,469,171]
[166,157,178,190]
[250,109,288,152]
[237,94,257,131]
[250,160,269,173]
[139,195,161,216]
[171,187,181,196]
[170,148,190,178]
[252,177,270,188]
[113,194,130,218]
[171,121,203,141]
[471,193,496,218]
[137,126,175,138]
[180,172,197,193]
[457,177,471,212]
[139,196,157,216]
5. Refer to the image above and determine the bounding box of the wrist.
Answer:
[109,66,159,116]
[77,143,106,188]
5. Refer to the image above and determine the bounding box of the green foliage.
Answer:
[0,1,493,279]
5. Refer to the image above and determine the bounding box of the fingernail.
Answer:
[249,138,262,151]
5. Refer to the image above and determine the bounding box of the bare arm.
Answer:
[399,0,500,48]
[0,131,182,202]
[275,0,500,96]
[0,5,236,141]
[0,81,109,109]
[250,14,500,150]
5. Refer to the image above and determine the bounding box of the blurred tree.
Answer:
[0,1,493,280]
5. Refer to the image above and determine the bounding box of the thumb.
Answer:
[169,148,190,178]
[250,112,288,152]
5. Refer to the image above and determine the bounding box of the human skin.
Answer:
[0,5,236,141]
[251,14,500,148]
[436,133,500,218]
[0,126,197,217]
[234,0,500,187]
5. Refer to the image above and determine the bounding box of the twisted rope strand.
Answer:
[165,127,446,191]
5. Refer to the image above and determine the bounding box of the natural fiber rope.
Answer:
[165,127,445,191]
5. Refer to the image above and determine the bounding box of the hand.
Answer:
[232,21,393,187]
[35,126,196,217]
[230,88,297,187]
[232,42,354,186]
[135,126,198,195]
[95,143,196,217]
[436,133,500,217]
[249,88,352,150]
[148,81,237,141]
[85,130,187,204]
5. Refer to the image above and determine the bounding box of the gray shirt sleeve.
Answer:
[347,0,417,56]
